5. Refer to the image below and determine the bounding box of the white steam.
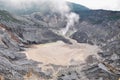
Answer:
[48,1,80,36]
[0,0,80,36]
[61,13,79,35]
[0,0,69,12]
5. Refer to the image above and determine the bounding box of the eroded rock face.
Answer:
[0,21,72,79]
[71,31,93,44]
[0,24,45,80]
[0,9,120,80]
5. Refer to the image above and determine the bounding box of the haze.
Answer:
[0,0,120,11]
[67,0,120,11]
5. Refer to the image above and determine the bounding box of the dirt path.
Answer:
[24,40,101,66]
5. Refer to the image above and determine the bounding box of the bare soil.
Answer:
[24,40,100,66]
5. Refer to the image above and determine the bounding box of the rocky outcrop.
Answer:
[0,24,47,80]
[0,13,71,79]
[70,10,120,80]
[0,8,120,80]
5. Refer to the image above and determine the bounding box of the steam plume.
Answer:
[0,0,80,36]
[61,12,79,35]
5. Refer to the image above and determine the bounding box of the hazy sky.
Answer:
[1,0,120,11]
[66,0,120,11]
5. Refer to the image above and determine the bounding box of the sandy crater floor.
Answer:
[24,40,100,66]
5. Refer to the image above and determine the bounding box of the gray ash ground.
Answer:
[0,7,120,80]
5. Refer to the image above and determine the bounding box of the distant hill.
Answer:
[67,2,89,12]
[0,1,89,15]
[0,1,120,80]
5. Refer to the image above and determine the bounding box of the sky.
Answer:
[66,0,120,11]
[0,0,120,11]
